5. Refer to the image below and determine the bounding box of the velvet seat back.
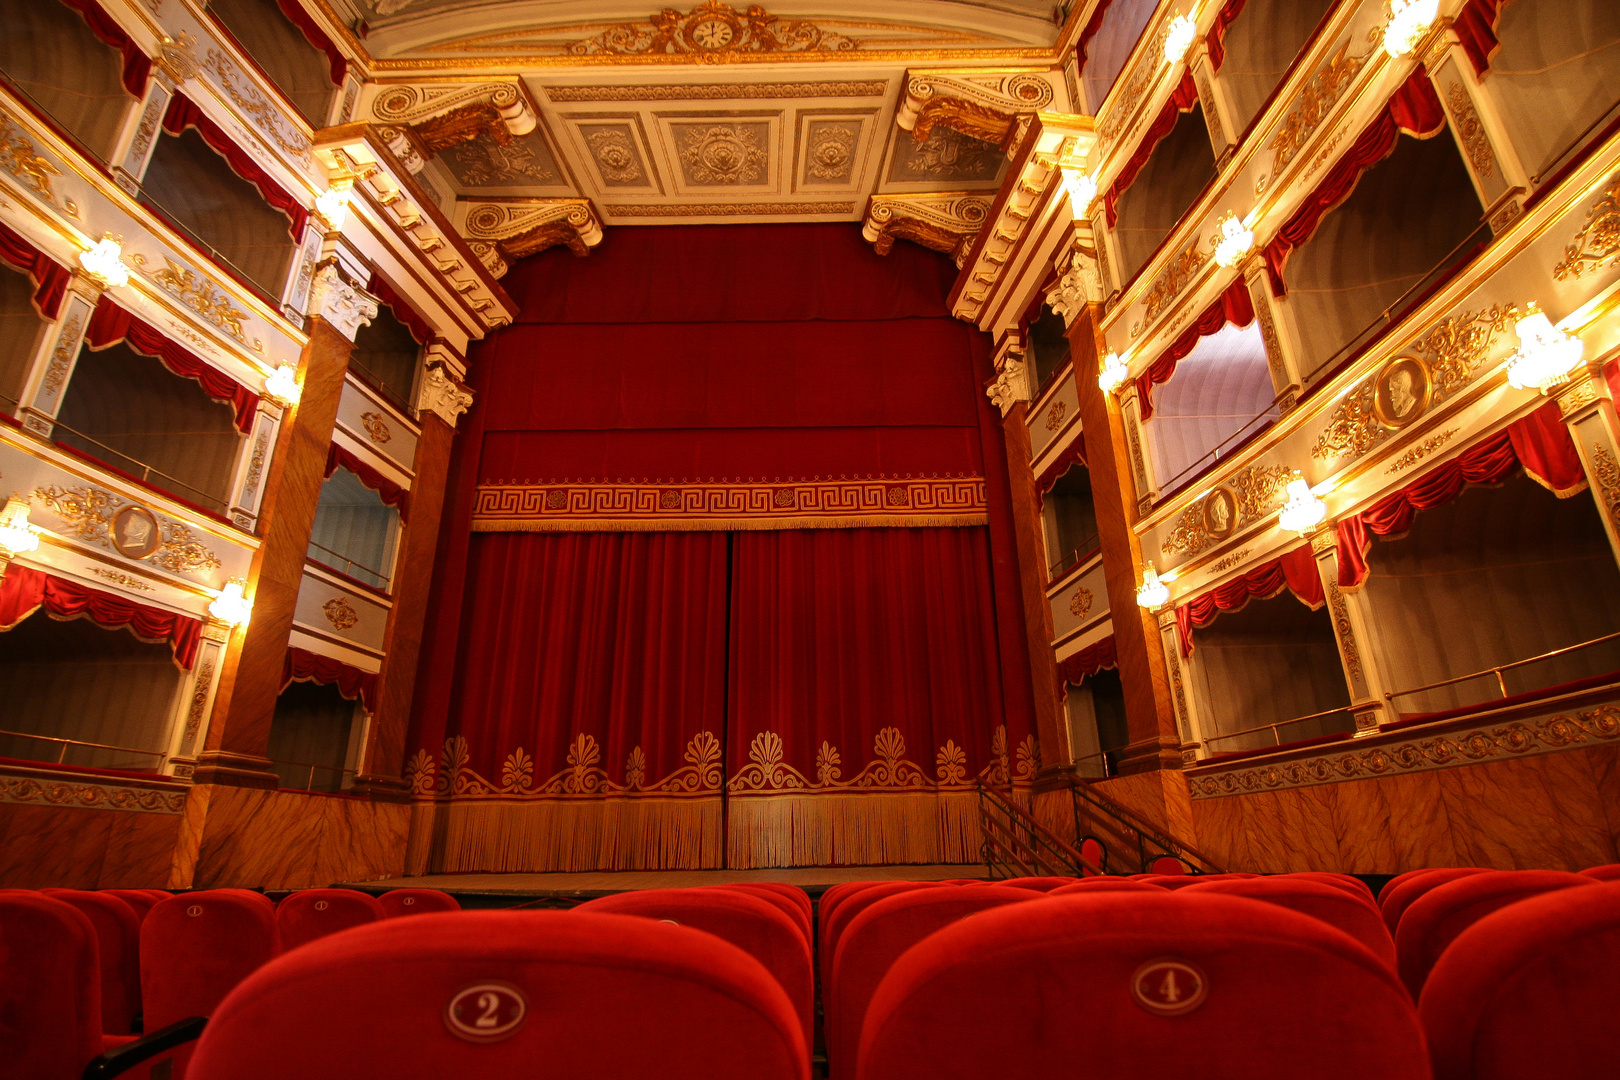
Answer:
[0,892,104,1080]
[41,889,142,1035]
[995,876,1079,892]
[1378,868,1492,933]
[276,888,384,951]
[1181,878,1396,969]
[378,889,461,918]
[716,883,813,945]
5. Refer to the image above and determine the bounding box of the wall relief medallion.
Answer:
[1202,487,1238,541]
[360,411,393,444]
[1372,356,1431,429]
[110,506,162,560]
[677,124,767,185]
[323,597,359,631]
[1069,587,1092,618]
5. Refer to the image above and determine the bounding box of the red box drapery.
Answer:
[273,0,348,86]
[367,273,434,346]
[1176,543,1323,656]
[1074,0,1117,73]
[1455,0,1507,76]
[84,296,260,432]
[326,443,410,521]
[1059,634,1118,686]
[1263,71,1447,295]
[1035,436,1087,501]
[1205,0,1250,73]
[1104,71,1201,228]
[1135,279,1256,420]
[0,220,71,320]
[282,646,378,713]
[0,565,201,668]
[56,0,151,98]
[161,94,310,240]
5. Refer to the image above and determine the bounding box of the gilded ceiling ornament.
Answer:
[441,133,558,186]
[566,3,857,56]
[131,256,251,346]
[0,111,61,203]
[547,81,886,101]
[1141,240,1207,322]
[893,126,1001,182]
[864,193,991,266]
[1446,83,1494,178]
[902,72,1052,147]
[677,124,767,185]
[1268,43,1364,173]
[585,128,644,184]
[805,122,857,182]
[360,411,393,444]
[323,597,360,631]
[605,201,854,215]
[1553,175,1620,280]
[464,199,604,273]
[1069,587,1092,618]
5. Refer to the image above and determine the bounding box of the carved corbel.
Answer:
[457,199,605,278]
[896,70,1060,147]
[307,262,379,341]
[367,83,539,162]
[986,343,1031,417]
[414,364,475,428]
[1045,236,1104,327]
[862,193,992,268]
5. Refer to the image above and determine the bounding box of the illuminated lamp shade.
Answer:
[315,184,354,231]
[1061,168,1098,216]
[263,364,302,408]
[0,494,41,555]
[1137,565,1170,610]
[1505,303,1585,392]
[1277,476,1327,534]
[209,577,252,627]
[78,236,130,289]
[1098,351,1129,394]
[1212,212,1254,269]
[1163,13,1198,66]
[1382,0,1439,58]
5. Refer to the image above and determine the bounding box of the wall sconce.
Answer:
[1060,168,1098,216]
[1212,212,1254,269]
[315,184,354,231]
[0,494,41,555]
[1382,0,1438,58]
[1505,303,1585,392]
[1137,564,1170,609]
[263,364,302,408]
[209,577,253,627]
[1098,351,1129,394]
[1163,13,1198,66]
[79,235,130,289]
[1277,474,1327,534]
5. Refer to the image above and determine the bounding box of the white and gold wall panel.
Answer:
[336,377,418,477]
[1050,557,1110,652]
[1028,371,1081,461]
[292,562,391,663]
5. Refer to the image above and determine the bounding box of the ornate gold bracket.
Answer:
[363,82,540,170]
[896,69,1062,147]
[861,192,993,266]
[457,198,606,277]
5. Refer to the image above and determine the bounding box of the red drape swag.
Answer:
[1104,71,1201,227]
[56,0,150,98]
[1135,279,1256,420]
[1456,0,1508,76]
[282,646,377,713]
[85,296,260,432]
[1264,71,1447,295]
[273,0,348,86]
[1205,0,1250,72]
[1059,634,1118,685]
[326,443,410,521]
[367,274,434,346]
[1336,404,1586,588]
[0,220,70,320]
[1036,437,1087,500]
[160,95,310,240]
[1074,0,1117,72]
[1176,544,1323,656]
[0,565,201,668]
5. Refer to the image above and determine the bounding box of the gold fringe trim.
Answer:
[725,791,983,868]
[428,796,722,873]
[471,514,990,533]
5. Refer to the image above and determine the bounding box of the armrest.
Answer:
[82,1017,207,1080]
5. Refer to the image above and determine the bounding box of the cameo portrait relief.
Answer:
[1203,487,1238,540]
[110,506,162,560]
[1374,357,1431,429]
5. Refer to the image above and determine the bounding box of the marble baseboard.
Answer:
[190,786,410,890]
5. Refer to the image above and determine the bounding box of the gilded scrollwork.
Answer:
[1553,175,1620,280]
[1069,587,1092,618]
[1269,44,1364,173]
[183,658,216,743]
[1162,464,1290,557]
[33,484,222,574]
[200,49,313,164]
[1233,464,1293,521]
[1327,584,1363,686]
[1590,443,1620,526]
[1141,241,1207,322]
[566,3,856,56]
[132,256,252,347]
[323,597,360,631]
[0,775,185,813]
[1446,83,1494,178]
[1206,549,1252,576]
[1312,383,1381,461]
[1416,305,1513,406]
[42,313,84,398]
[0,110,62,204]
[1386,428,1459,474]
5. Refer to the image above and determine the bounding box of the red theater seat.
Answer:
[1148,855,1189,874]
[379,889,461,917]
[1049,879,1171,895]
[857,892,1430,1080]
[713,883,813,946]
[1380,868,1493,934]
[576,887,814,1050]
[276,888,384,951]
[184,911,808,1079]
[995,876,1079,891]
[1579,862,1620,882]
[104,889,172,923]
[1288,872,1376,904]
[1181,877,1395,968]
[1420,881,1620,1079]
[0,891,110,1080]
[820,882,942,993]
[41,889,143,1035]
[828,884,1036,1079]
[1395,870,1593,998]
[1080,836,1106,874]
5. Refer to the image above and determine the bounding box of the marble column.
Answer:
[1071,303,1183,774]
[192,266,377,788]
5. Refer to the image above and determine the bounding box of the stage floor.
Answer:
[343,864,984,898]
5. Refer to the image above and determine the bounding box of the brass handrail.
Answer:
[1067,778,1225,874]
[0,729,165,767]
[1202,703,1356,748]
[1385,630,1620,705]
[268,756,356,793]
[977,781,1105,877]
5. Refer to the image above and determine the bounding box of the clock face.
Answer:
[690,17,734,49]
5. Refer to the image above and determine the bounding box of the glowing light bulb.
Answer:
[1277,476,1327,534]
[1061,168,1098,215]
[1137,565,1170,610]
[79,236,130,289]
[1098,351,1129,394]
[1212,212,1254,269]
[263,364,301,408]
[209,577,252,627]
[0,494,40,555]
[315,185,354,230]
[1163,13,1197,66]
[1505,303,1585,392]
[1383,0,1439,58]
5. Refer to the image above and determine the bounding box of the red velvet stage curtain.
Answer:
[1456,0,1508,76]
[0,221,70,320]
[56,0,150,97]
[160,95,310,240]
[435,531,730,871]
[1264,71,1447,294]
[282,646,377,713]
[0,565,201,668]
[1105,71,1201,227]
[1176,543,1322,655]
[1205,0,1250,72]
[1135,280,1256,420]
[368,273,433,345]
[326,443,410,520]
[727,526,1011,867]
[273,0,347,86]
[1059,635,1118,685]
[1335,406,1585,588]
[84,296,260,432]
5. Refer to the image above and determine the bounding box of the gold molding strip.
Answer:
[603,202,856,216]
[546,81,888,101]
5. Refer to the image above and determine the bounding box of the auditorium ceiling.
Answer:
[315,0,1089,237]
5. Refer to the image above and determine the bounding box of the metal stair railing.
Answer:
[1065,775,1225,875]
[976,781,1104,879]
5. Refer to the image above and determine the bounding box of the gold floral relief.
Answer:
[1446,83,1495,178]
[1554,175,1620,281]
[1141,241,1207,323]
[0,110,61,204]
[1269,43,1364,173]
[322,597,359,631]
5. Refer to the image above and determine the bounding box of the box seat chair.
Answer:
[1379,868,1493,935]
